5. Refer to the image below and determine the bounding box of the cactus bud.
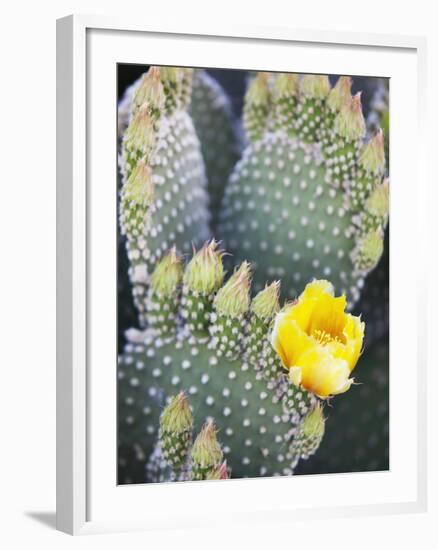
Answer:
[179,68,194,109]
[205,461,230,480]
[243,73,271,142]
[211,262,251,359]
[365,178,389,219]
[301,402,325,440]
[159,67,180,114]
[246,72,270,104]
[272,73,299,135]
[160,66,179,84]
[159,392,193,471]
[247,281,282,373]
[160,392,193,435]
[251,281,280,321]
[148,247,183,333]
[359,129,386,174]
[132,67,165,121]
[327,76,352,112]
[352,229,384,272]
[150,247,183,297]
[334,92,366,141]
[123,158,154,208]
[300,75,331,99]
[124,102,156,165]
[350,129,386,211]
[191,421,223,480]
[297,75,330,143]
[273,73,299,99]
[184,240,224,295]
[182,241,225,337]
[214,261,251,318]
[290,402,326,460]
[321,78,357,172]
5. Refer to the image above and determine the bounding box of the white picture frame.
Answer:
[56,14,428,535]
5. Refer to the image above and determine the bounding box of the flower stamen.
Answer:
[311,328,340,346]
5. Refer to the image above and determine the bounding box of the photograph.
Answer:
[1,1,431,542]
[116,64,390,484]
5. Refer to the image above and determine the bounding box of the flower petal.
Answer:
[342,314,365,371]
[271,313,313,367]
[283,280,334,333]
[301,279,334,299]
[333,377,354,395]
[325,314,364,372]
[297,347,352,398]
[289,366,302,386]
[270,310,289,365]
[307,292,348,341]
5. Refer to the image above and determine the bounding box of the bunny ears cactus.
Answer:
[219,73,389,304]
[117,67,386,484]
[119,68,388,327]
[119,66,210,327]
[118,240,366,483]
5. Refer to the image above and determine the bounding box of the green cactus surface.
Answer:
[189,71,242,227]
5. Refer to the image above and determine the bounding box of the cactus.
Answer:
[146,394,229,482]
[119,67,211,327]
[117,66,389,483]
[118,243,366,483]
[353,77,389,345]
[218,73,389,303]
[119,68,388,313]
[289,402,325,463]
[367,78,389,165]
[118,68,241,226]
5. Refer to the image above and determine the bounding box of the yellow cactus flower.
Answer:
[271,280,365,398]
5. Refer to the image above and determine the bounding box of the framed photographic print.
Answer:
[56,15,427,535]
